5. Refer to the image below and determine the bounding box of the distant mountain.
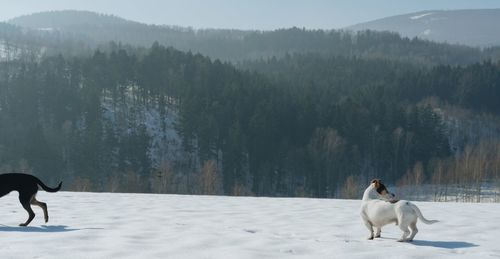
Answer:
[347,9,500,47]
[7,10,251,46]
[7,10,254,60]
[4,10,500,64]
[9,10,133,28]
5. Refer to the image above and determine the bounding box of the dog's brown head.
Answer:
[371,179,395,200]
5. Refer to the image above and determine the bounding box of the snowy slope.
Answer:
[101,98,184,169]
[347,9,500,47]
[0,192,499,258]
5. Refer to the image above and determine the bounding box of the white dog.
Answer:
[360,179,438,242]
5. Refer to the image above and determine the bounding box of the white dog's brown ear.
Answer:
[371,179,381,188]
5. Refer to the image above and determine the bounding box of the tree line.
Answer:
[0,43,499,198]
[5,11,500,65]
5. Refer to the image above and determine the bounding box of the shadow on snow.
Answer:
[411,240,478,249]
[0,225,102,233]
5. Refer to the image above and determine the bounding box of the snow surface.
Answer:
[1,191,499,258]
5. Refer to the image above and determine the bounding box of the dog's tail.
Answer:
[36,178,62,193]
[409,203,438,224]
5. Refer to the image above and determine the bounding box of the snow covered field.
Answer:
[1,191,499,259]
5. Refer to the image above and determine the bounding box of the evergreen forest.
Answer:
[1,12,499,199]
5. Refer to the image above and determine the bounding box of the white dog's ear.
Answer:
[371,179,380,188]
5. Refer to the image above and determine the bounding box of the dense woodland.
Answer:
[1,12,500,199]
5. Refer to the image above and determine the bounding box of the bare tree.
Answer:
[431,159,447,202]
[72,177,92,192]
[121,170,147,193]
[392,127,404,181]
[199,160,221,195]
[152,160,176,193]
[340,175,360,199]
[495,143,500,202]
[396,161,425,200]
[107,173,121,192]
[308,128,346,196]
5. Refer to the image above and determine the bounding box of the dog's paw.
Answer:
[19,223,28,227]
[374,234,381,238]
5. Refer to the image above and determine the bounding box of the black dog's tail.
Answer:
[36,178,62,193]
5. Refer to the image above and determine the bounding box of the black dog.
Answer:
[0,173,62,226]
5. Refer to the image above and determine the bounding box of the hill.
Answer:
[5,10,495,65]
[8,10,133,28]
[1,42,499,197]
[0,191,497,258]
[347,9,500,47]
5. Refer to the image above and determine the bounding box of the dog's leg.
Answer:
[19,194,35,227]
[397,224,411,242]
[375,227,381,238]
[407,222,418,242]
[363,220,374,240]
[31,196,49,223]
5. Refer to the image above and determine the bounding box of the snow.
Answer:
[37,28,55,32]
[0,40,8,61]
[101,94,183,169]
[1,191,499,258]
[410,13,434,20]
[143,106,183,165]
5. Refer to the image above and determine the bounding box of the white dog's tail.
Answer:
[409,203,439,224]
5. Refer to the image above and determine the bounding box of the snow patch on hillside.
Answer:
[0,41,5,60]
[0,39,45,61]
[37,27,56,32]
[0,40,13,61]
[143,106,183,166]
[410,12,434,20]
[101,94,183,169]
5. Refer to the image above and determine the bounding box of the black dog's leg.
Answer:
[19,194,35,226]
[31,197,49,223]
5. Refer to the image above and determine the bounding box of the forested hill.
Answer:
[240,54,500,115]
[10,10,135,28]
[1,43,499,197]
[0,21,91,60]
[5,10,500,65]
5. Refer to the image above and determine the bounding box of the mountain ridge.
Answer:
[4,10,495,64]
[8,10,135,28]
[347,8,500,47]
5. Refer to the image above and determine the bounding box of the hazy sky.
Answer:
[1,0,500,30]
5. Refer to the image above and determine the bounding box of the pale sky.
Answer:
[1,0,500,30]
